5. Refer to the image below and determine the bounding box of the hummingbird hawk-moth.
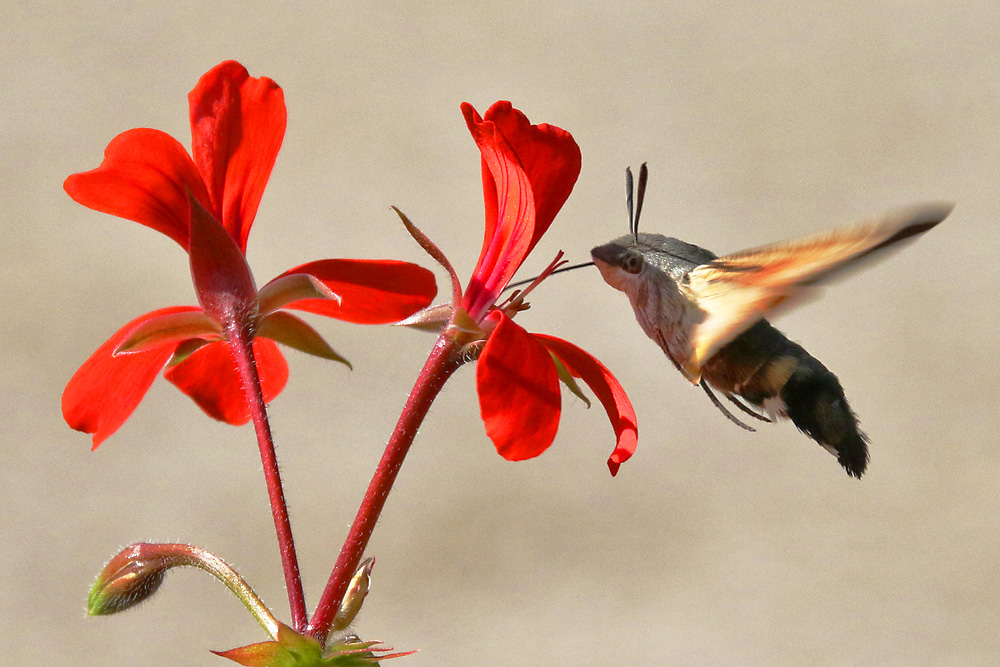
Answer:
[589,164,951,477]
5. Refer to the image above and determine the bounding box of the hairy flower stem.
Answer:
[307,333,463,641]
[227,321,308,631]
[99,542,282,639]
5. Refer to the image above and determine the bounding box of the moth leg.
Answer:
[699,379,756,432]
[724,392,772,423]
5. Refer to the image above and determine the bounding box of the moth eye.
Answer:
[622,251,644,274]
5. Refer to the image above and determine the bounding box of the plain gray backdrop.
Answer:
[4,2,998,665]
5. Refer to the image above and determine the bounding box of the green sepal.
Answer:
[257,273,341,317]
[168,338,213,366]
[213,624,322,666]
[394,303,452,333]
[187,192,258,324]
[549,351,591,408]
[450,306,483,336]
[114,310,221,355]
[391,206,463,309]
[258,311,352,368]
[214,625,411,666]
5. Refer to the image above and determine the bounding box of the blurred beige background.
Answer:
[3,1,999,665]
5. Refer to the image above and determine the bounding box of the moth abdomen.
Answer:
[779,357,869,478]
[703,322,870,478]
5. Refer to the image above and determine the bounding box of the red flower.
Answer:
[407,102,636,474]
[63,61,436,448]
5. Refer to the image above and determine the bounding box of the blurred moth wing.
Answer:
[682,202,953,380]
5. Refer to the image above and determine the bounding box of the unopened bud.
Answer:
[88,543,169,615]
[86,542,280,638]
[331,557,374,632]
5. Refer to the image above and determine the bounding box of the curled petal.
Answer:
[63,128,211,249]
[534,334,638,476]
[482,101,581,256]
[461,102,581,320]
[476,311,560,461]
[275,259,437,324]
[461,103,534,319]
[188,61,286,252]
[63,306,199,449]
[164,338,288,424]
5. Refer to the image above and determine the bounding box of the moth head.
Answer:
[591,236,649,291]
[590,163,651,292]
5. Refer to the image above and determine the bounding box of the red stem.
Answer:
[227,321,308,631]
[307,333,462,641]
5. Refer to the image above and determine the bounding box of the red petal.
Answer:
[64,129,211,249]
[460,102,581,320]
[476,311,561,461]
[164,338,288,424]
[63,306,199,449]
[534,334,638,476]
[461,103,534,320]
[273,259,438,324]
[188,61,286,253]
[482,102,581,256]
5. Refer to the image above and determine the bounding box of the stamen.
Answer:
[497,251,567,316]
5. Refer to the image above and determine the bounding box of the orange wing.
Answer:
[681,202,953,380]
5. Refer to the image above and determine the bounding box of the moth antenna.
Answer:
[502,261,596,292]
[625,166,635,236]
[700,380,757,432]
[633,162,648,241]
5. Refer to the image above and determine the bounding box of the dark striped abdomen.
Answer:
[701,320,870,478]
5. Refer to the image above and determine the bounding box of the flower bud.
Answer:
[331,557,374,631]
[88,543,168,615]
[86,542,281,637]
